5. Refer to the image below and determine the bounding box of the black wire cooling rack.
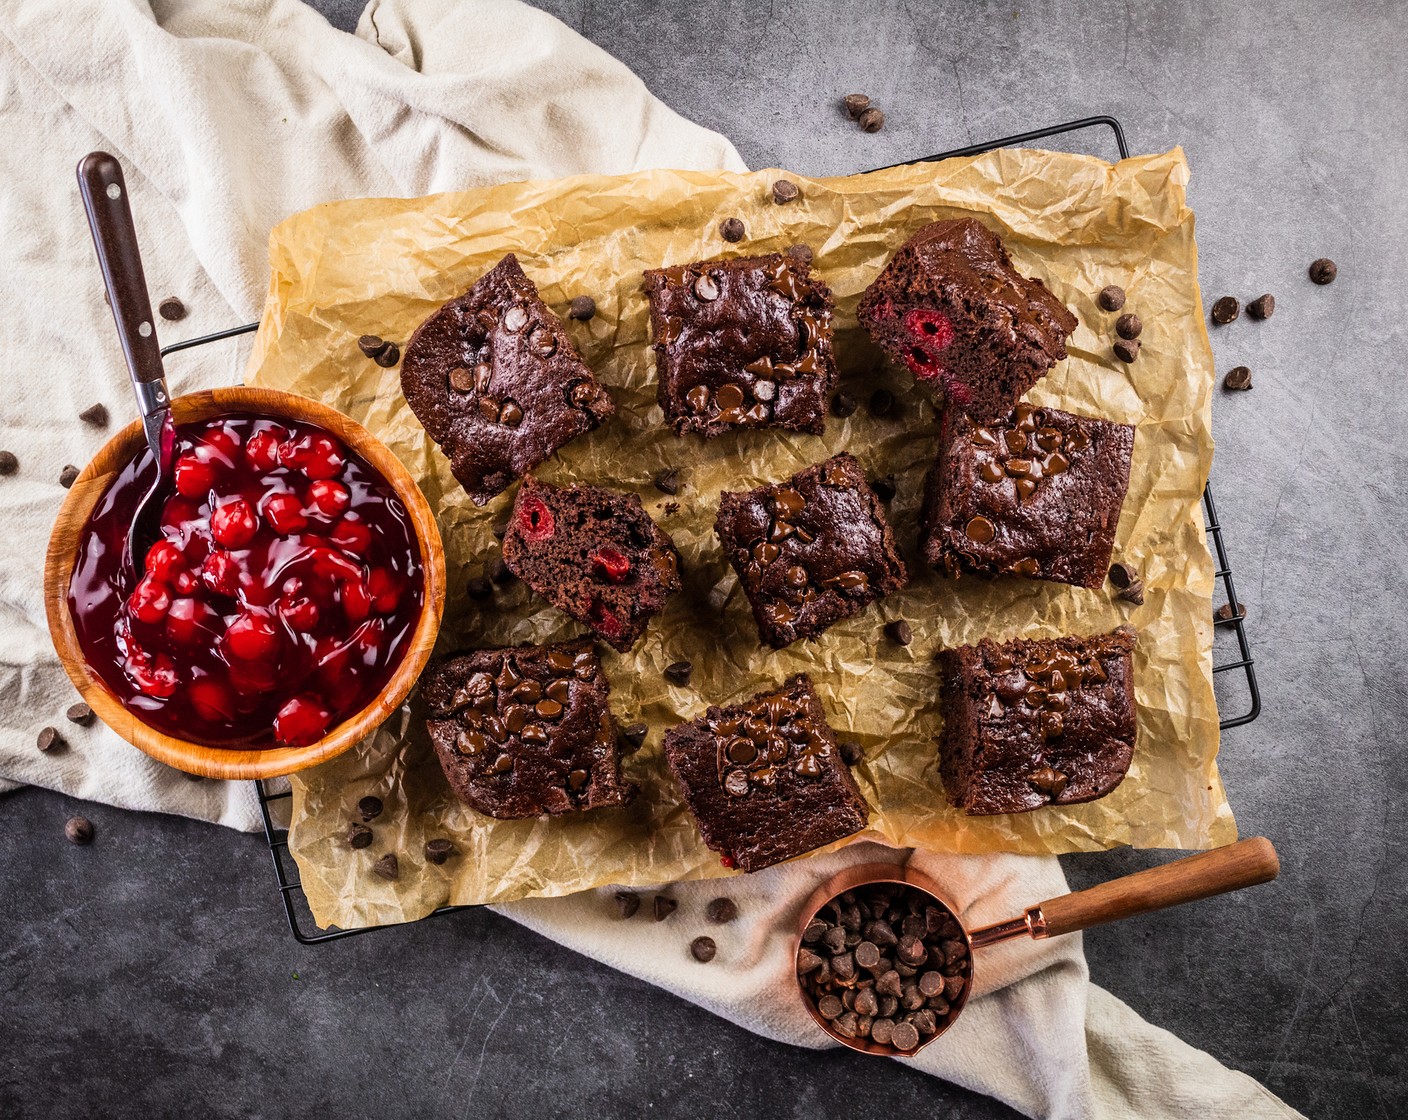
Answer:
[160,114,1259,944]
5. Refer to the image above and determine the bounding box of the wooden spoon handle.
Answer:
[1038,837,1279,938]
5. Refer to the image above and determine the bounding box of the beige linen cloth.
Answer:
[0,1,1299,1116]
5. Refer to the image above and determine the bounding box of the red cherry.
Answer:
[340,576,373,623]
[355,617,385,656]
[144,540,184,582]
[902,308,956,350]
[262,491,308,535]
[720,854,736,869]
[590,547,631,584]
[515,491,555,542]
[188,677,237,723]
[202,427,242,461]
[244,427,286,472]
[280,594,320,632]
[200,550,241,598]
[279,433,345,480]
[128,576,172,625]
[173,454,219,498]
[329,517,372,554]
[210,498,258,549]
[366,568,402,614]
[228,658,280,696]
[165,598,219,646]
[173,569,199,596]
[274,693,334,747]
[223,611,281,661]
[125,647,178,698]
[307,479,351,517]
[588,598,624,640]
[308,546,363,583]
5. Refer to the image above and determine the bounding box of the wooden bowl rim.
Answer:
[42,386,446,780]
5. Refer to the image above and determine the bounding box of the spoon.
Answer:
[76,151,175,583]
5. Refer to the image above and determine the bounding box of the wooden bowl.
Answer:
[43,386,446,780]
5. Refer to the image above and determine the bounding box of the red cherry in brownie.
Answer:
[590,547,631,584]
[516,491,556,542]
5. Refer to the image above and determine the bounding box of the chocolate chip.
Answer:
[1211,296,1240,325]
[373,342,401,368]
[857,106,885,133]
[65,816,94,845]
[690,936,717,963]
[37,726,65,753]
[664,660,693,686]
[0,451,16,475]
[346,822,373,849]
[357,334,389,358]
[357,795,384,822]
[1107,561,1138,590]
[158,297,186,321]
[817,993,844,1020]
[1309,258,1337,285]
[838,740,864,766]
[424,839,457,865]
[653,895,678,921]
[843,93,871,118]
[868,388,895,417]
[855,941,882,969]
[59,464,79,488]
[830,390,857,418]
[65,702,95,727]
[884,619,913,647]
[1223,365,1253,391]
[1097,285,1126,312]
[1112,338,1140,363]
[890,1020,920,1050]
[797,947,824,975]
[614,891,640,919]
[1115,313,1142,340]
[568,295,597,321]
[703,896,738,924]
[1117,579,1145,605]
[869,475,896,502]
[372,853,399,880]
[1215,602,1247,622]
[1247,293,1275,320]
[772,179,800,204]
[491,518,508,539]
[466,575,492,600]
[619,723,648,755]
[78,403,109,427]
[719,217,746,243]
[654,468,681,495]
[785,243,814,266]
[488,557,513,584]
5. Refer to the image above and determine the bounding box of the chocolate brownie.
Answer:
[937,628,1137,815]
[714,453,908,648]
[422,639,636,819]
[857,218,1078,423]
[921,402,1134,589]
[663,674,869,872]
[400,254,614,505]
[501,476,682,652]
[643,253,838,438]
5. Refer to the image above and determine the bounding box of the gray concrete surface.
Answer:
[4,1,1405,1117]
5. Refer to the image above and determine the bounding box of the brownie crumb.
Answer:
[78,403,109,428]
[1309,258,1337,285]
[706,897,739,924]
[690,936,717,962]
[424,839,458,865]
[59,465,79,488]
[37,726,65,753]
[372,853,400,880]
[615,891,640,919]
[653,895,678,921]
[1247,293,1275,320]
[65,817,95,846]
[1211,297,1240,324]
[65,702,95,727]
[158,297,186,321]
[1223,366,1252,391]
[719,217,746,243]
[1097,285,1126,312]
[568,295,597,321]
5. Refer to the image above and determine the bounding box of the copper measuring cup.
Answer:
[795,837,1280,1056]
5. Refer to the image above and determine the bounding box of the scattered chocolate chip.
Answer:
[59,465,79,488]
[0,451,16,475]
[491,518,509,539]
[654,468,681,495]
[488,557,513,584]
[614,891,640,919]
[372,853,399,880]
[1247,293,1275,320]
[719,217,746,243]
[620,723,648,755]
[843,93,871,118]
[424,838,458,865]
[373,342,401,368]
[884,619,913,647]
[690,936,717,962]
[857,106,885,133]
[1107,561,1138,590]
[706,897,739,924]
[568,295,597,321]
[785,243,814,266]
[1097,285,1126,312]
[158,297,186,321]
[1215,602,1247,622]
[357,795,384,822]
[664,660,693,686]
[37,726,65,753]
[357,334,389,359]
[1117,580,1145,605]
[346,822,373,849]
[830,390,857,418]
[1211,297,1240,325]
[772,179,800,204]
[78,403,109,427]
[65,702,95,727]
[838,740,864,766]
[869,475,896,502]
[65,816,94,845]
[1115,313,1142,340]
[868,388,895,417]
[466,575,493,600]
[1223,365,1253,391]
[1309,258,1337,285]
[1112,338,1140,363]
[653,895,677,921]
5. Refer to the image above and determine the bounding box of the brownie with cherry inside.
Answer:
[501,476,681,652]
[662,674,868,872]
[857,218,1077,423]
[400,253,614,505]
[421,639,636,819]
[642,252,838,438]
[714,452,908,648]
[921,402,1134,589]
[937,627,1137,815]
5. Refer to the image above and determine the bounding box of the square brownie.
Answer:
[501,475,682,652]
[401,253,615,505]
[937,627,1137,816]
[857,218,1077,423]
[643,252,838,437]
[921,403,1134,589]
[663,674,869,872]
[715,452,908,648]
[422,639,636,819]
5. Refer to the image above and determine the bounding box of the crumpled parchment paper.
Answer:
[245,147,1232,929]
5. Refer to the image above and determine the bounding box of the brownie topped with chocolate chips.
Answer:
[643,253,838,438]
[921,403,1134,589]
[400,254,614,505]
[715,452,908,648]
[663,674,869,872]
[937,628,1137,816]
[422,639,636,819]
[857,218,1077,423]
